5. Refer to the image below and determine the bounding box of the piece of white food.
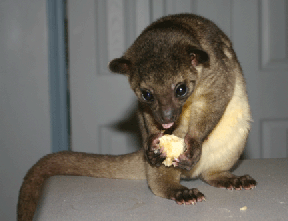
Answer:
[158,134,186,167]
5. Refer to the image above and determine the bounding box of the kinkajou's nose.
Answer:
[162,108,174,123]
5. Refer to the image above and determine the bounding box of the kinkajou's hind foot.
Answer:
[215,174,256,190]
[203,172,256,190]
[170,188,205,205]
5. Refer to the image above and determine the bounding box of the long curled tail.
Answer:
[17,149,146,221]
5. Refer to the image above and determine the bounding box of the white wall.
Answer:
[0,1,51,220]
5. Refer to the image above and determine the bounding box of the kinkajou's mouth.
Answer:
[162,122,174,129]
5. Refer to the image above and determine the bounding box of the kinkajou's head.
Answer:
[109,22,209,129]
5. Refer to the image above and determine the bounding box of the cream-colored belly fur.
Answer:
[190,73,251,177]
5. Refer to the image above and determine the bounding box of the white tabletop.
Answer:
[33,158,288,221]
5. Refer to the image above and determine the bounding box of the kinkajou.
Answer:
[18,13,256,221]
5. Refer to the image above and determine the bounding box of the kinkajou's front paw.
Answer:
[146,134,166,166]
[174,136,201,170]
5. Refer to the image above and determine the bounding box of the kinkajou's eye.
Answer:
[175,83,188,97]
[141,89,154,102]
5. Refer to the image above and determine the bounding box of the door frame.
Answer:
[47,0,69,152]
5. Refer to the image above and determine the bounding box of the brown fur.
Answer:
[17,150,146,221]
[17,14,256,220]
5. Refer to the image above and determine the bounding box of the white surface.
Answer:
[34,159,288,221]
[69,0,288,158]
[0,1,51,220]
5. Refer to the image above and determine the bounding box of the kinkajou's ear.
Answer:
[186,46,209,67]
[109,57,132,75]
